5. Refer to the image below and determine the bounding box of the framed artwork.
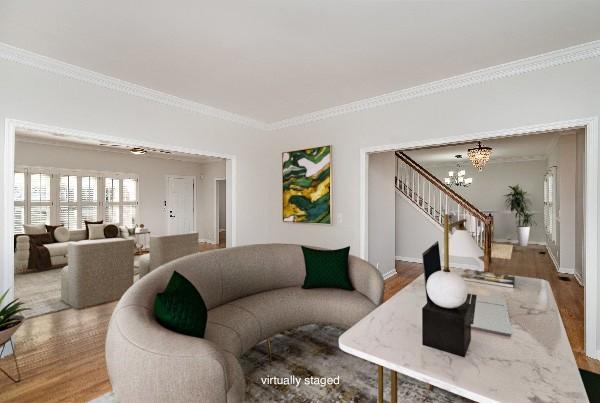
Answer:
[282,145,331,224]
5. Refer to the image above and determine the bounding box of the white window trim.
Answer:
[544,167,557,244]
[14,165,139,232]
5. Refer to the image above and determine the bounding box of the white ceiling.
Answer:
[1,1,600,122]
[405,131,573,167]
[16,129,222,163]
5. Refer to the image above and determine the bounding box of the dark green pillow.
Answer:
[154,271,207,338]
[301,246,354,290]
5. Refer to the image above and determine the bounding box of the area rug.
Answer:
[14,269,70,318]
[89,324,470,402]
[491,243,513,260]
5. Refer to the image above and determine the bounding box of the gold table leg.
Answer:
[266,338,272,362]
[377,366,384,403]
[391,370,397,403]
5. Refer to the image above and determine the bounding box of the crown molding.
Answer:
[0,42,267,130]
[268,40,600,130]
[2,40,600,131]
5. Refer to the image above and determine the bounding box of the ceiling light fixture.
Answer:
[130,147,147,155]
[467,141,492,171]
[444,155,473,187]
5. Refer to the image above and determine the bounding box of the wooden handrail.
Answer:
[395,150,493,271]
[395,151,492,224]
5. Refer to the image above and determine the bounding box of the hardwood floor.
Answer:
[0,302,116,403]
[1,242,596,402]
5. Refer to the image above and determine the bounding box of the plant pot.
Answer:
[518,226,531,247]
[0,315,24,346]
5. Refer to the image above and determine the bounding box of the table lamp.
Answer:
[426,214,482,309]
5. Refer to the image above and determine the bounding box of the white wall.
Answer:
[196,162,226,242]
[367,152,395,276]
[546,134,579,273]
[14,139,226,238]
[428,159,547,244]
[270,58,600,256]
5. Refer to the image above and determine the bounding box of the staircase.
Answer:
[395,151,493,270]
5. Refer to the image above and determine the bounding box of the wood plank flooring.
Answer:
[0,243,596,402]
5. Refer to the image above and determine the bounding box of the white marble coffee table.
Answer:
[339,274,588,403]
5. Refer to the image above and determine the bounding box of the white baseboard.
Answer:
[395,256,483,271]
[382,269,397,280]
[574,272,584,286]
[558,267,575,275]
[546,246,559,271]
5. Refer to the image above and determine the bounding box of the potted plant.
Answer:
[0,289,28,347]
[505,185,535,247]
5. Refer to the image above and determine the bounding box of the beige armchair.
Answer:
[138,233,199,278]
[61,238,135,309]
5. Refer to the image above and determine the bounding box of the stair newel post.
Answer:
[482,213,493,271]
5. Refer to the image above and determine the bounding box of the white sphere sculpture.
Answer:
[426,271,468,309]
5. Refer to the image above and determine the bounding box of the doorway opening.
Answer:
[2,119,237,321]
[361,117,598,362]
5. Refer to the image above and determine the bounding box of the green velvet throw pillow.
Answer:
[301,246,354,290]
[154,271,207,338]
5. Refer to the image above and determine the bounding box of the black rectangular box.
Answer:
[422,294,476,357]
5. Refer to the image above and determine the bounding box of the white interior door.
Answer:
[166,176,195,235]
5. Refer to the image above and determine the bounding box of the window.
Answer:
[122,178,138,227]
[29,172,52,226]
[81,176,99,227]
[13,167,138,233]
[544,168,557,242]
[104,178,120,224]
[59,175,78,230]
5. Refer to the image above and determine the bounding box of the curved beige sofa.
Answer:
[106,244,384,403]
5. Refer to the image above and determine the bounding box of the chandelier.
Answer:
[467,141,492,171]
[444,155,473,187]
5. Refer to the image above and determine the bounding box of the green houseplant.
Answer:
[505,185,535,246]
[0,289,28,346]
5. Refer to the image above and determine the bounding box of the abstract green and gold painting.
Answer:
[283,146,331,224]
